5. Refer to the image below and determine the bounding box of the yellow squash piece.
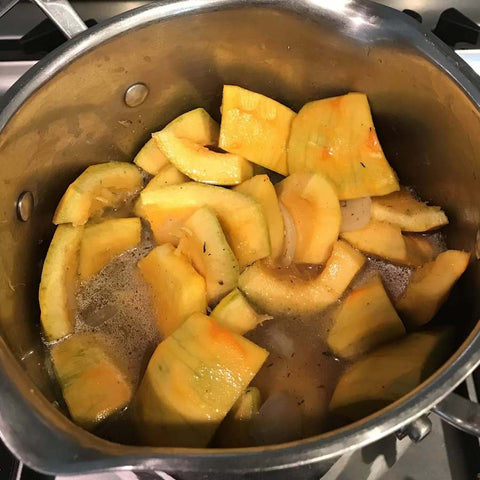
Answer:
[341,220,436,266]
[53,162,143,226]
[287,92,400,199]
[328,275,406,359]
[78,218,141,281]
[134,108,220,175]
[51,333,132,430]
[135,182,270,268]
[138,244,207,336]
[397,250,470,328]
[215,387,262,447]
[133,139,167,177]
[234,175,285,261]
[39,225,83,341]
[177,207,239,305]
[133,313,268,447]
[276,172,341,264]
[153,130,253,185]
[219,85,296,175]
[141,163,190,245]
[371,187,448,232]
[329,329,452,421]
[211,288,271,335]
[143,164,189,192]
[239,240,365,316]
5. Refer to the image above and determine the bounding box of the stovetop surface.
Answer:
[0,1,479,480]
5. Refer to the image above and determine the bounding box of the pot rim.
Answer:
[1,0,480,475]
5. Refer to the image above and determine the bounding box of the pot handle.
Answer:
[0,0,87,39]
[433,392,480,436]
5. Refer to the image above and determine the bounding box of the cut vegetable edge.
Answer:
[134,108,220,175]
[211,288,271,335]
[176,206,240,305]
[327,274,406,359]
[396,249,470,328]
[233,174,285,261]
[78,217,142,281]
[135,182,271,268]
[276,171,341,264]
[239,240,365,316]
[51,332,132,430]
[53,162,143,226]
[153,130,253,186]
[138,244,208,337]
[370,188,449,232]
[219,85,296,176]
[39,224,83,341]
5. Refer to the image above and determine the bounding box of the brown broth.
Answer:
[44,194,446,446]
[75,234,159,387]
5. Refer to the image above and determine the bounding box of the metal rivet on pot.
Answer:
[16,191,34,222]
[124,83,149,107]
[396,415,432,443]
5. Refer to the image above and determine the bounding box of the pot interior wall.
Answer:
[0,2,479,434]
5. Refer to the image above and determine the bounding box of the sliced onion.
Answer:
[251,392,302,445]
[278,202,296,267]
[340,197,371,232]
[266,327,295,359]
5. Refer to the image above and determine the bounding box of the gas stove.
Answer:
[0,2,479,480]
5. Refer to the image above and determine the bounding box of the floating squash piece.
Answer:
[143,164,189,192]
[53,162,143,226]
[135,182,270,268]
[133,139,167,177]
[239,240,365,316]
[51,333,132,430]
[234,175,285,261]
[141,164,190,245]
[276,172,341,264]
[219,85,296,175]
[78,218,141,281]
[134,108,219,175]
[371,188,448,232]
[215,387,262,447]
[397,250,470,328]
[327,275,406,359]
[287,92,399,199]
[133,313,268,447]
[138,244,207,336]
[341,220,436,266]
[177,207,239,305]
[211,288,271,335]
[329,329,452,421]
[153,130,253,185]
[39,225,83,341]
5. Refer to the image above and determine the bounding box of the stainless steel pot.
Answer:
[1,0,480,478]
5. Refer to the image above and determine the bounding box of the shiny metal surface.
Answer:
[0,2,149,39]
[0,0,480,477]
[124,82,149,108]
[434,392,480,436]
[29,0,87,39]
[0,62,37,99]
[396,415,432,443]
[16,191,35,222]
[0,0,19,18]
